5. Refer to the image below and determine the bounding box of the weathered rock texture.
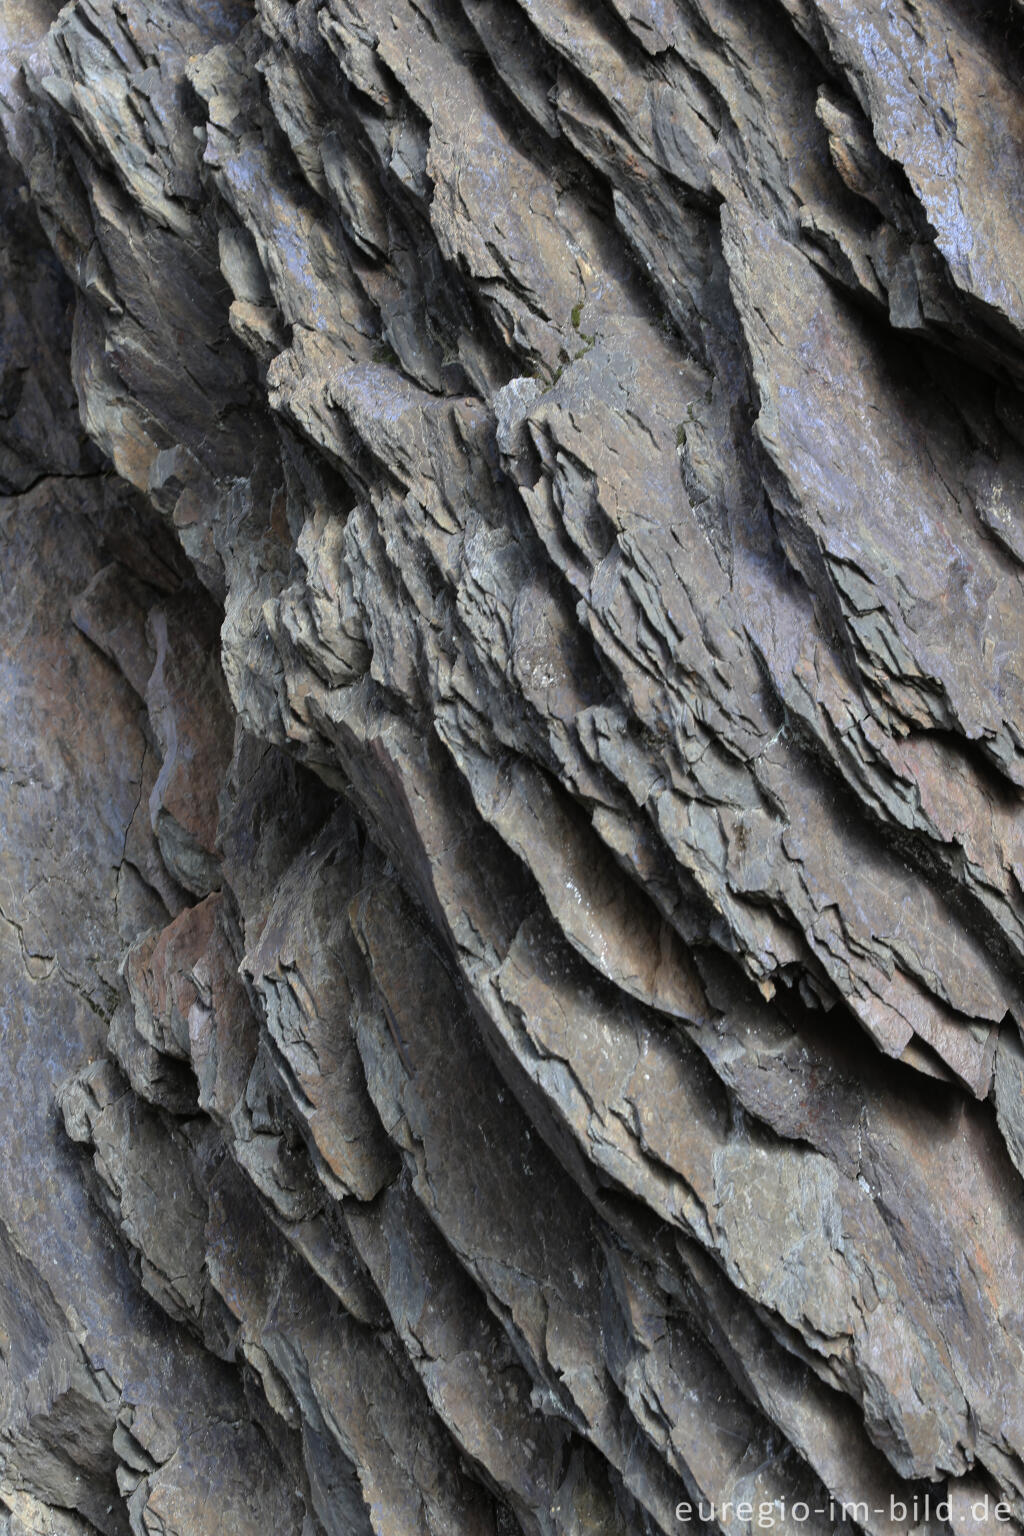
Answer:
[1,0,1024,1532]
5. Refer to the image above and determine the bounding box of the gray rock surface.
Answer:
[1,0,1024,1532]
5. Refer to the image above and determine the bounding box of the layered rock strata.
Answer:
[1,0,1024,1533]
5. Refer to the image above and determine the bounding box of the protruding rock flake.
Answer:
[1,1,1023,1532]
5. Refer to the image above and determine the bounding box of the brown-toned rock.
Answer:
[4,1,1024,1533]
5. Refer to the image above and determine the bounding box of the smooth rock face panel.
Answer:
[1,0,1024,1532]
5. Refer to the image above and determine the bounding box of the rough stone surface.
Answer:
[1,0,1024,1532]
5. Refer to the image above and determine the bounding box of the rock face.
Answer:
[1,0,1024,1532]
